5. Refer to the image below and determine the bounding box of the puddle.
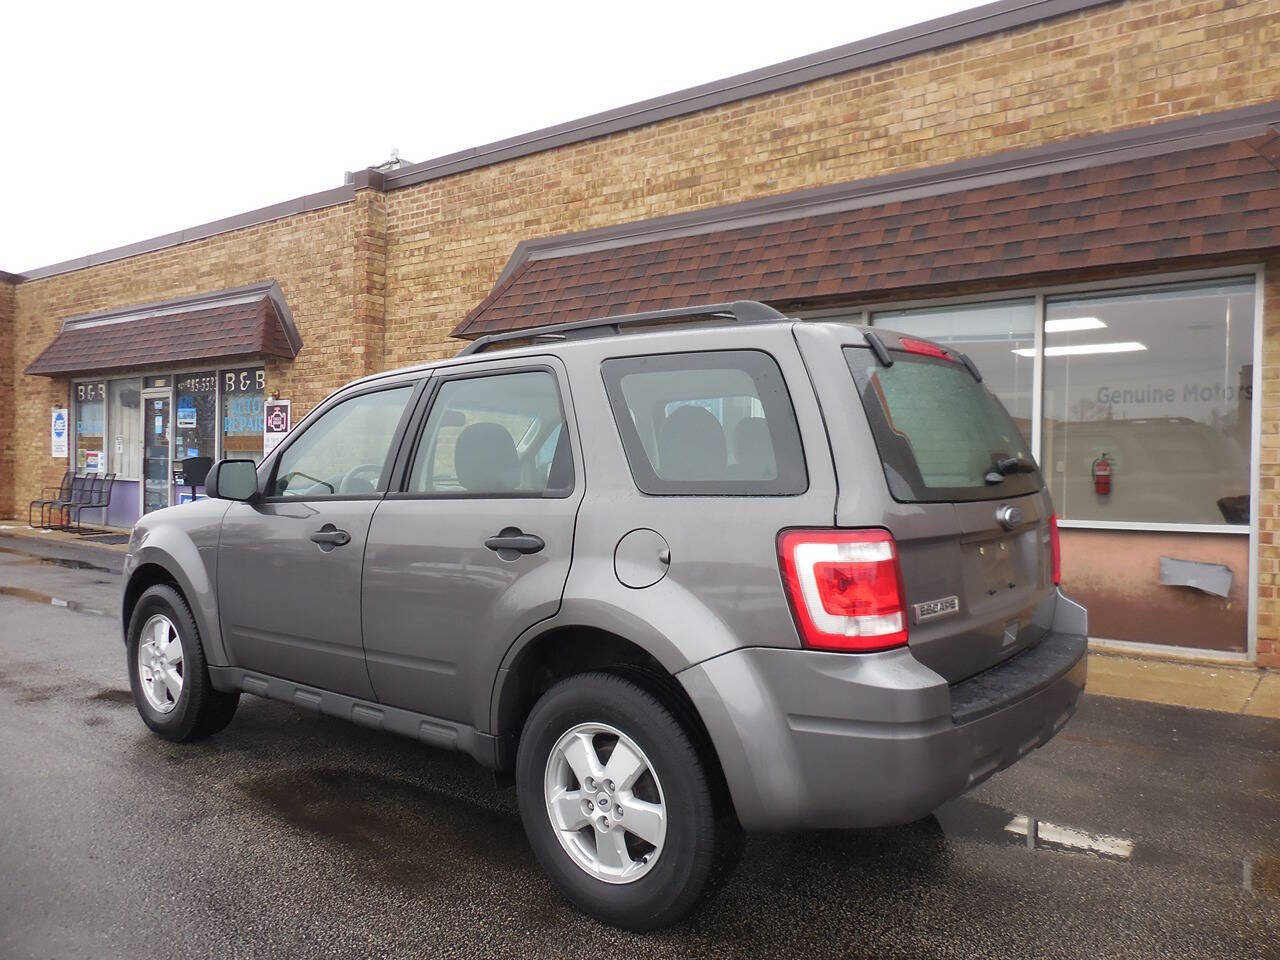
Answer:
[237,767,532,889]
[936,796,1276,901]
[0,545,113,574]
[0,586,112,618]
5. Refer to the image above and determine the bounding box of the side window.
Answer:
[408,370,572,497]
[601,350,807,495]
[271,386,413,497]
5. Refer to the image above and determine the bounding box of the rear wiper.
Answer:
[986,456,1038,483]
[995,455,1038,475]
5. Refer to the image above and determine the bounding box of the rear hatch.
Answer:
[834,331,1055,682]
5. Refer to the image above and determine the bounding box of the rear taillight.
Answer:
[777,529,908,653]
[898,337,951,361]
[1049,514,1062,585]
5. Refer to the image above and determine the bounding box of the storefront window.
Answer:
[1042,278,1254,525]
[107,379,142,480]
[73,381,106,475]
[871,299,1036,439]
[222,366,266,462]
[174,371,217,477]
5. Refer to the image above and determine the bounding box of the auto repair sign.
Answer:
[263,399,291,456]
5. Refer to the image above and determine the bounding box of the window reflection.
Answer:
[1042,279,1254,525]
[221,366,266,463]
[107,379,142,481]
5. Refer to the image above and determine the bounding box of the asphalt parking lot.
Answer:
[0,537,1277,960]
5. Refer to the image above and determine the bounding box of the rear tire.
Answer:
[516,671,737,931]
[126,584,240,742]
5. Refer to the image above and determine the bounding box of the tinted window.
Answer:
[408,370,571,497]
[271,386,413,497]
[846,347,1039,502]
[871,299,1035,440]
[602,351,806,495]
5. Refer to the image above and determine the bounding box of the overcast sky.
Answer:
[2,0,978,273]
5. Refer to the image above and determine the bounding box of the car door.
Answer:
[218,379,420,698]
[361,357,583,723]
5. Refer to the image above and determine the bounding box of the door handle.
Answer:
[310,525,351,547]
[484,527,545,559]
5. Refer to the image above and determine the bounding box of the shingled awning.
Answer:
[25,280,302,377]
[455,104,1280,338]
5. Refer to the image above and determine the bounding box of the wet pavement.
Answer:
[0,540,1277,959]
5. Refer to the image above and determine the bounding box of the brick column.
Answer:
[1258,256,1280,668]
[351,172,388,378]
[0,274,16,518]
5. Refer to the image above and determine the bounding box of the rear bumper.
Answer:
[679,593,1087,832]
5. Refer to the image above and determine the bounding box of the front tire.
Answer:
[516,672,737,931]
[126,584,239,742]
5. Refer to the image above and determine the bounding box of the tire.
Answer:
[516,671,738,931]
[126,583,240,742]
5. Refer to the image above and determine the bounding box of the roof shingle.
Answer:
[26,282,301,377]
[455,137,1280,338]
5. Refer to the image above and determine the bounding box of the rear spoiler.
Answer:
[863,330,982,382]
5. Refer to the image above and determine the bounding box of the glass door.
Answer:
[142,391,172,514]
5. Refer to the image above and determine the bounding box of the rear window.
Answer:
[845,346,1041,502]
[602,350,807,495]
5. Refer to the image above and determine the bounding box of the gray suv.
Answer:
[121,301,1087,930]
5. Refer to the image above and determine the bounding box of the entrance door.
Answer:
[142,391,172,514]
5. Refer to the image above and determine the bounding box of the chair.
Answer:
[49,474,98,530]
[28,470,73,527]
[62,474,117,535]
[42,474,94,529]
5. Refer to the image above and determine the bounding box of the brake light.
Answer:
[777,529,908,652]
[898,337,951,361]
[1049,514,1062,586]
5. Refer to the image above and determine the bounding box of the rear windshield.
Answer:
[845,346,1041,502]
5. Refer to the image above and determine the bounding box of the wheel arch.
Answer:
[490,623,734,817]
[122,544,227,665]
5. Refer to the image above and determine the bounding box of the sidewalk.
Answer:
[0,523,131,553]
[1087,652,1280,719]
[1,523,1276,719]
[0,524,130,576]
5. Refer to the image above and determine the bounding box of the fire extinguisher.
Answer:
[1092,452,1112,496]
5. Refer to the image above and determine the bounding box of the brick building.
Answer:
[2,0,1279,664]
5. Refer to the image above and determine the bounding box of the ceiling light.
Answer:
[1012,342,1147,357]
[1044,316,1106,333]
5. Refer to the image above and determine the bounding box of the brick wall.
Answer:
[1258,253,1280,666]
[7,203,363,520]
[0,277,15,513]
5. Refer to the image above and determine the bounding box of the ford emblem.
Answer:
[996,504,1024,530]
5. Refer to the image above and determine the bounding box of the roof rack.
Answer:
[456,300,787,356]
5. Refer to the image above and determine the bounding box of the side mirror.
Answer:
[205,459,260,502]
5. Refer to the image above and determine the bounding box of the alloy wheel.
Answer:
[137,613,184,714]
[543,722,667,884]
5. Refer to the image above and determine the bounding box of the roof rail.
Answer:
[456,300,787,356]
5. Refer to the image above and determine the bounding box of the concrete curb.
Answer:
[0,529,127,576]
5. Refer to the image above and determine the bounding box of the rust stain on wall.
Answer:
[1059,529,1247,653]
